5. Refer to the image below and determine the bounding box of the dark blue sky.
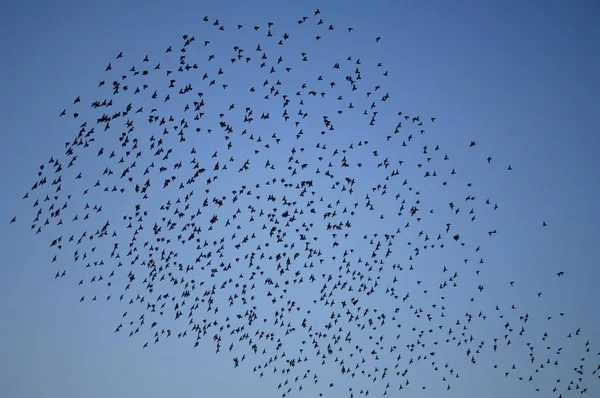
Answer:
[1,1,599,397]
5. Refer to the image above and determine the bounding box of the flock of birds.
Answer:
[11,8,599,398]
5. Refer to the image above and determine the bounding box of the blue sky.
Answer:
[1,1,599,397]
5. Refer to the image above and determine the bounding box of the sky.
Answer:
[0,0,599,397]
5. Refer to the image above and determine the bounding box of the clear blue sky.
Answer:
[1,1,599,397]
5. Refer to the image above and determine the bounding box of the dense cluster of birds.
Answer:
[11,8,599,398]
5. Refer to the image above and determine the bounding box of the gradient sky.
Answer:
[1,1,599,398]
